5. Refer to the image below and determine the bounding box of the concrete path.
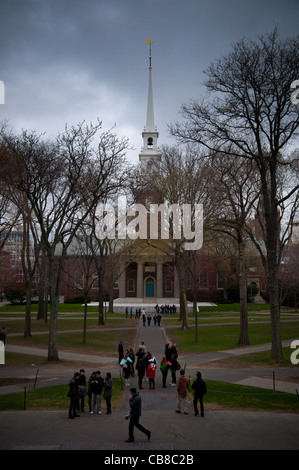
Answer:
[0,322,299,450]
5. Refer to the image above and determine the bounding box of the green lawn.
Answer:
[191,380,299,413]
[0,379,124,412]
[164,322,299,354]
[0,378,297,413]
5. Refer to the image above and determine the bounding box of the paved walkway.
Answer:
[0,321,299,450]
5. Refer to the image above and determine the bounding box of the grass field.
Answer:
[1,302,298,413]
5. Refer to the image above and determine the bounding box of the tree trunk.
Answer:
[109,282,114,313]
[237,237,249,346]
[24,282,32,338]
[83,295,88,343]
[267,251,283,361]
[97,267,105,326]
[176,259,188,329]
[47,255,59,361]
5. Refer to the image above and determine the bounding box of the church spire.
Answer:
[139,39,161,169]
[145,39,155,132]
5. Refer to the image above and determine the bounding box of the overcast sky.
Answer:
[1,0,299,163]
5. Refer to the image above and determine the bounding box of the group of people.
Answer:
[67,368,113,419]
[125,307,163,327]
[118,340,181,390]
[142,312,162,327]
[155,304,177,314]
[67,341,207,444]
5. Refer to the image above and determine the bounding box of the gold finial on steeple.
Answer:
[145,38,152,70]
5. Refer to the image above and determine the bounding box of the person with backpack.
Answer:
[160,356,171,388]
[67,372,80,419]
[192,371,207,417]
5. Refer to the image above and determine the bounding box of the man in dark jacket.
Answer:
[125,388,151,442]
[67,372,80,419]
[90,370,104,415]
[192,371,207,417]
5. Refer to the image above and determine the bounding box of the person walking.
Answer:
[67,372,80,419]
[125,388,151,443]
[103,372,113,414]
[176,369,189,414]
[160,356,171,388]
[192,371,207,417]
[90,370,104,415]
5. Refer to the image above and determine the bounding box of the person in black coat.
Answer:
[192,371,207,417]
[136,356,146,389]
[90,370,104,415]
[67,372,80,419]
[125,388,151,442]
[77,368,87,413]
[118,341,124,364]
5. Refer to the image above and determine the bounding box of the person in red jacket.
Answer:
[147,361,156,389]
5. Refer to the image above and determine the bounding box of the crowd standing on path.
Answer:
[66,319,207,444]
[67,368,114,419]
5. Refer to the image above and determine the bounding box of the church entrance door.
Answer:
[145,277,155,297]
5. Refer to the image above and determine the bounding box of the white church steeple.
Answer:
[139,39,161,170]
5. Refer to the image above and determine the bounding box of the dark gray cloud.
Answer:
[1,0,298,162]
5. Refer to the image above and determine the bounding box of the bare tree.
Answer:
[171,28,299,361]
[0,121,129,361]
[206,154,261,345]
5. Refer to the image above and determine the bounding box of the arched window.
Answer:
[128,279,135,292]
[147,137,153,147]
[165,278,172,292]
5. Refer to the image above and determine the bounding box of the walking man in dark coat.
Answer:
[192,371,207,417]
[125,388,151,442]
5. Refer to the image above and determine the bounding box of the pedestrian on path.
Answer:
[160,356,171,388]
[90,370,104,415]
[170,354,178,386]
[87,371,96,412]
[118,341,124,364]
[136,355,146,389]
[77,368,87,413]
[120,354,133,386]
[125,388,151,443]
[175,369,189,414]
[67,372,80,419]
[147,361,156,389]
[192,371,207,417]
[103,372,113,414]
